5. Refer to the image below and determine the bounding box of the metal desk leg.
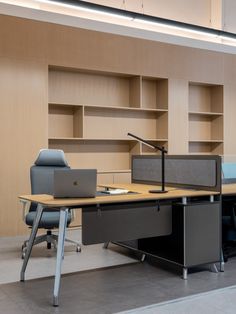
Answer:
[220,249,225,272]
[53,207,68,307]
[183,267,188,280]
[20,204,44,282]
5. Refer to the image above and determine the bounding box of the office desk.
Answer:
[19,184,221,306]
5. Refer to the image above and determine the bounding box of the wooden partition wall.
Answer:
[1,14,236,236]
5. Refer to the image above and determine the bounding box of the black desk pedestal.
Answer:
[119,201,221,278]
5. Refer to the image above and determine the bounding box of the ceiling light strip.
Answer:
[37,0,236,42]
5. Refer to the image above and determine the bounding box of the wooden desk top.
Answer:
[222,183,236,195]
[19,183,219,207]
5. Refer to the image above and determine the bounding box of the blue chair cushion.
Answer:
[25,210,72,229]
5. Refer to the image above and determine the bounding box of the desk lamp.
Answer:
[127,132,168,193]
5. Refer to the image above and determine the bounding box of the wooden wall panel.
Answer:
[223,83,236,156]
[0,57,48,235]
[168,79,188,154]
[0,15,225,82]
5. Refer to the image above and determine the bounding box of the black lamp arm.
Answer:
[127,133,167,153]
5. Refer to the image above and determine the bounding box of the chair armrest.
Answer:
[20,199,31,222]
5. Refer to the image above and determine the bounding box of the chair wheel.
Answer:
[76,246,81,253]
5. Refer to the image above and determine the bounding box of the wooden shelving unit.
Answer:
[48,68,169,181]
[188,83,223,155]
[48,69,226,177]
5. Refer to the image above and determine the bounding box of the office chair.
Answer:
[222,163,236,261]
[21,149,81,259]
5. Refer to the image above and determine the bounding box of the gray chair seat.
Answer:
[25,210,72,229]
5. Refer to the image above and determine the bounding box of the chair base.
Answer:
[21,230,81,259]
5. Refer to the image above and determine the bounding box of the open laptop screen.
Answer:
[54,169,97,198]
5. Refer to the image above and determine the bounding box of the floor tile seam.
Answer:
[116,284,236,313]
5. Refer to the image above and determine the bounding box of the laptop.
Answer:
[53,169,97,198]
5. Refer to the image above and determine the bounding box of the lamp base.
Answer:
[149,189,168,193]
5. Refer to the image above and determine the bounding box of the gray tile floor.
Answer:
[1,229,236,313]
[0,228,137,284]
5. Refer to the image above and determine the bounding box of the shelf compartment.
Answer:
[189,142,223,155]
[49,139,140,171]
[142,77,168,110]
[189,83,223,113]
[83,107,168,139]
[97,170,131,185]
[141,140,168,155]
[48,104,83,138]
[49,68,141,108]
[189,114,223,141]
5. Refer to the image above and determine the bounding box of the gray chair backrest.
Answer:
[30,149,70,195]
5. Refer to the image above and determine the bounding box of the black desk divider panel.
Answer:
[132,155,221,192]
[82,201,172,245]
